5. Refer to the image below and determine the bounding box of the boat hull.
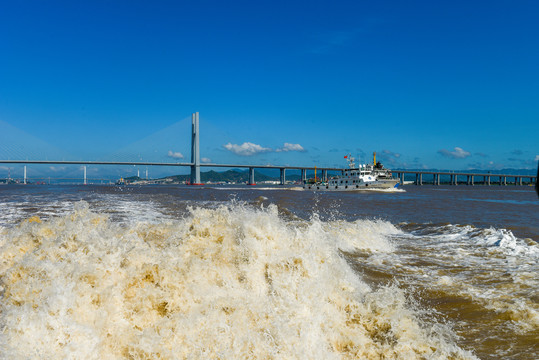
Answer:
[303,179,399,191]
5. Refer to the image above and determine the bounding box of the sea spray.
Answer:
[0,201,475,359]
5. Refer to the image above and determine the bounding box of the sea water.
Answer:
[0,184,537,359]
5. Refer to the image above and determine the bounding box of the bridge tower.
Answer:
[190,112,202,185]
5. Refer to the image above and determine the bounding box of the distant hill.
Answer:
[394,168,536,175]
[158,169,279,183]
[128,167,536,185]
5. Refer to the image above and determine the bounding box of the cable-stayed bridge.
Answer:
[0,113,537,186]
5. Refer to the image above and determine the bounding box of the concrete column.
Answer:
[519,177,522,186]
[502,176,506,186]
[471,175,474,186]
[248,167,255,185]
[322,169,328,182]
[190,112,201,185]
[454,174,458,185]
[400,172,405,185]
[280,168,286,185]
[301,169,306,182]
[487,176,491,186]
[419,173,423,185]
[24,166,27,185]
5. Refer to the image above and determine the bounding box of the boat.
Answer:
[303,152,400,191]
[115,177,126,186]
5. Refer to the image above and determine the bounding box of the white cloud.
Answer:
[201,157,211,163]
[438,147,471,159]
[49,166,66,172]
[276,143,306,152]
[377,150,403,167]
[167,150,184,159]
[382,149,401,158]
[223,142,272,156]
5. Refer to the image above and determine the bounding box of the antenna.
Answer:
[346,154,356,168]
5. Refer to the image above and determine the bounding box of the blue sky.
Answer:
[1,0,538,178]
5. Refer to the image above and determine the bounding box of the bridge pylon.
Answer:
[190,112,202,185]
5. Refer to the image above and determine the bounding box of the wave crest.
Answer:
[0,202,474,359]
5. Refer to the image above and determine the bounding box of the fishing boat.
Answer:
[303,152,400,191]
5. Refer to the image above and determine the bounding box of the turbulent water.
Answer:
[0,184,537,359]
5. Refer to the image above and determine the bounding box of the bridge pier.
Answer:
[83,166,87,185]
[487,175,491,186]
[248,167,255,185]
[400,172,404,185]
[23,165,27,185]
[301,169,307,182]
[322,169,328,182]
[280,168,286,185]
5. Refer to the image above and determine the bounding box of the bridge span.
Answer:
[393,170,536,186]
[0,112,536,187]
[1,160,536,187]
[0,159,340,186]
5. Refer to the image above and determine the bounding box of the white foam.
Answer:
[380,223,539,338]
[0,201,474,359]
[327,218,400,253]
[477,228,539,257]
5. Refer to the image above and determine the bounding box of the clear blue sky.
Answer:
[1,0,538,177]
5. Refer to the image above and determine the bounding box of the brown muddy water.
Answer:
[0,184,537,359]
